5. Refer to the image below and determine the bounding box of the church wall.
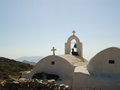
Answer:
[73,72,120,90]
[76,42,83,57]
[65,42,71,54]
[73,72,93,90]
[87,47,120,73]
[27,55,75,86]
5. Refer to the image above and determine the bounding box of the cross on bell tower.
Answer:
[72,30,76,35]
[51,47,57,55]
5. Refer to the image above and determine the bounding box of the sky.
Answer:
[0,0,120,60]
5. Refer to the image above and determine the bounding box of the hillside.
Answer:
[0,57,33,80]
[22,60,36,65]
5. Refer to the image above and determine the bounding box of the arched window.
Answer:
[71,39,78,56]
[65,34,83,57]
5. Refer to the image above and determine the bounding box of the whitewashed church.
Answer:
[22,31,120,90]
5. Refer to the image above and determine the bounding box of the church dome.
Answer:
[87,47,120,73]
[29,55,87,80]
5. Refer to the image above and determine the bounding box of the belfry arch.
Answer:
[65,31,83,57]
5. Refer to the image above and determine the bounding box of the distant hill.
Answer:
[17,56,43,63]
[22,60,36,65]
[0,57,33,80]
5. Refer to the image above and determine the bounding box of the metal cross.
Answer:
[72,30,76,35]
[51,47,56,55]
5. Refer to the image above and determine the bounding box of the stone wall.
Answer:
[0,79,69,90]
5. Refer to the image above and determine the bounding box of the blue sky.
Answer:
[0,0,120,60]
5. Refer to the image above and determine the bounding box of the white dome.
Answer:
[87,47,120,73]
[29,55,87,80]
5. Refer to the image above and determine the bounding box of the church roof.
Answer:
[74,66,89,74]
[87,47,120,73]
[58,55,88,67]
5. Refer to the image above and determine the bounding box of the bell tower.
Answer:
[65,31,83,57]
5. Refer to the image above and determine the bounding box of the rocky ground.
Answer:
[0,78,69,90]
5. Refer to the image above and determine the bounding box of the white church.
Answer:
[22,31,120,90]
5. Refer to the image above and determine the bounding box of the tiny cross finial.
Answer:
[72,30,76,35]
[51,47,56,55]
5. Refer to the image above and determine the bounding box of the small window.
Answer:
[51,61,55,65]
[109,60,115,64]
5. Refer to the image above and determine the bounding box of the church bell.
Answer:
[74,43,77,48]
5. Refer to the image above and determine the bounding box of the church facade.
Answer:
[22,31,120,90]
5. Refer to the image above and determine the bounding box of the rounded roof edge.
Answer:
[89,47,120,61]
[67,35,80,42]
[36,55,87,66]
[87,47,120,73]
[88,47,120,69]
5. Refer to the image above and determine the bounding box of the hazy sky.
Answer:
[0,0,120,60]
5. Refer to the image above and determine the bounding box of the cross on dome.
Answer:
[51,47,57,55]
[72,30,76,35]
